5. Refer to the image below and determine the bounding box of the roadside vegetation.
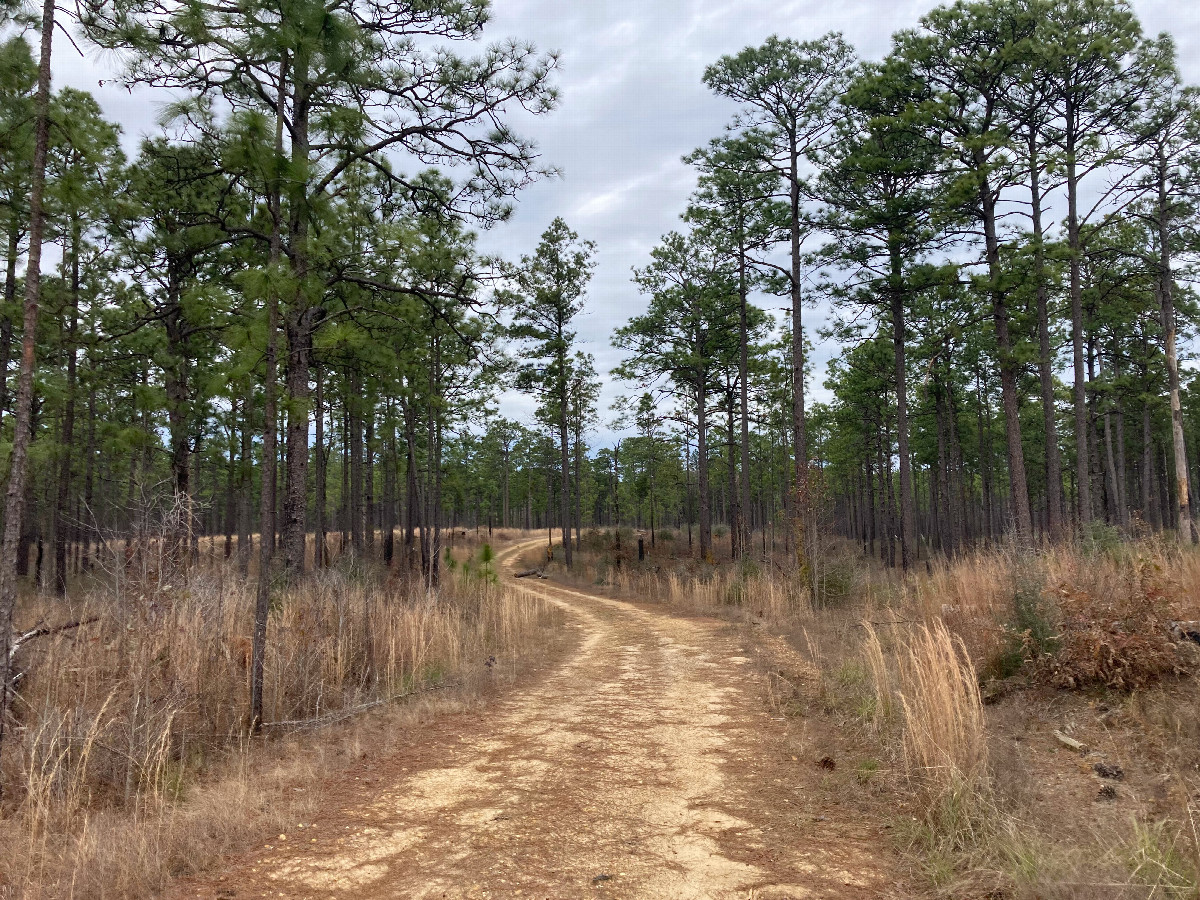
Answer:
[528,529,1200,897]
[0,527,557,897]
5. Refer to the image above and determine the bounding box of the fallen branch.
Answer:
[513,568,545,579]
[1053,730,1087,753]
[9,617,100,664]
[261,677,463,731]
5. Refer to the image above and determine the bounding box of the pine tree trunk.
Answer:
[697,375,711,562]
[54,221,80,595]
[350,369,364,556]
[977,370,995,542]
[403,403,419,571]
[223,398,237,558]
[889,250,916,570]
[1103,409,1120,525]
[313,368,326,567]
[82,380,96,572]
[1066,117,1092,524]
[789,136,809,577]
[383,414,396,566]
[164,276,191,549]
[283,313,313,571]
[980,169,1032,540]
[502,443,510,530]
[935,378,952,556]
[737,244,751,559]
[1029,134,1063,539]
[238,396,251,570]
[685,426,694,554]
[726,394,738,561]
[0,217,18,431]
[865,451,876,558]
[282,52,314,575]
[1087,336,1105,523]
[1158,153,1193,542]
[1161,444,1173,532]
[948,384,968,551]
[341,404,350,555]
[573,419,583,551]
[1142,404,1159,529]
[557,377,572,569]
[251,55,287,733]
[881,420,896,568]
[1116,400,1128,528]
[0,0,55,788]
[365,413,375,554]
[431,410,443,586]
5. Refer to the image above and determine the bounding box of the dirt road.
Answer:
[182,541,908,899]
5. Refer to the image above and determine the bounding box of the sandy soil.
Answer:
[175,541,913,899]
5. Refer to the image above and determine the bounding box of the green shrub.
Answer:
[983,561,1058,681]
[1079,521,1123,557]
[815,561,856,607]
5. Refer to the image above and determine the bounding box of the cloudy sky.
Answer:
[52,0,1200,443]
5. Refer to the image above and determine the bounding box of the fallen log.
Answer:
[9,617,100,664]
[513,568,544,579]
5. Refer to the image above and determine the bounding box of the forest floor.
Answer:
[168,538,918,900]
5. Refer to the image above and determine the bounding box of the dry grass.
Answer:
[0,531,558,898]
[864,619,992,854]
[916,538,1200,690]
[610,566,808,625]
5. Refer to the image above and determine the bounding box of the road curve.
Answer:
[178,540,905,899]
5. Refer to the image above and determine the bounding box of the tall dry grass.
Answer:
[0,535,557,898]
[864,620,991,849]
[911,536,1200,688]
[610,566,808,624]
[913,534,1200,621]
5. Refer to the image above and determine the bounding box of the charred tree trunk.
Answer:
[1158,151,1193,542]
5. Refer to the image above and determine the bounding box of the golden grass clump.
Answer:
[863,620,990,842]
[898,622,989,808]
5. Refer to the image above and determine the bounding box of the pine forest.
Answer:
[3,0,1200,896]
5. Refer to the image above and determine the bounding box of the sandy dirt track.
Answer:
[178,541,910,899]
